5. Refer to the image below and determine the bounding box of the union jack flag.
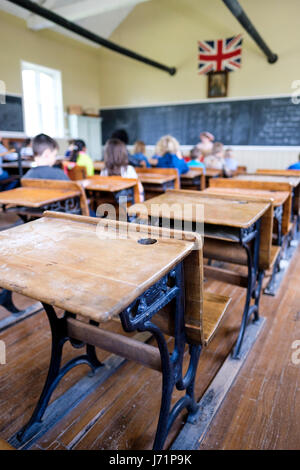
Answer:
[198,35,243,74]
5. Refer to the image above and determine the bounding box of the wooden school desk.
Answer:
[0,211,230,450]
[236,173,300,234]
[206,178,292,246]
[0,179,89,221]
[128,189,273,359]
[136,168,179,200]
[0,179,89,329]
[204,180,293,296]
[180,168,206,191]
[80,175,140,214]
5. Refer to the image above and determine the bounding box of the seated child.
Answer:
[101,138,144,200]
[69,139,94,177]
[0,139,18,190]
[187,147,206,170]
[196,131,215,160]
[150,135,189,175]
[23,134,69,180]
[204,142,233,177]
[203,142,225,169]
[224,148,238,174]
[20,138,33,159]
[132,140,150,168]
[287,153,300,170]
[64,139,75,158]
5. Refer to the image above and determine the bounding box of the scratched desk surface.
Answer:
[0,212,196,323]
[128,189,271,229]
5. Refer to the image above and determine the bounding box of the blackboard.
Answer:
[101,96,300,146]
[0,95,24,133]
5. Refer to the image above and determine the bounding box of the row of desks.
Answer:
[0,169,299,449]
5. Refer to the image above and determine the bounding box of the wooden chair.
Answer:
[67,165,87,181]
[0,212,231,450]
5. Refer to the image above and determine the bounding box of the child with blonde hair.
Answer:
[132,140,150,168]
[150,135,189,174]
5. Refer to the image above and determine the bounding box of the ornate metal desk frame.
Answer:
[17,262,201,450]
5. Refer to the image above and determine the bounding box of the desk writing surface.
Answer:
[0,212,197,323]
[136,173,176,185]
[203,187,289,207]
[205,169,222,177]
[82,176,137,192]
[0,187,80,207]
[128,190,270,228]
[181,169,204,180]
[235,174,300,187]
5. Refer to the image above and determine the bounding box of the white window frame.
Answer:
[21,60,64,138]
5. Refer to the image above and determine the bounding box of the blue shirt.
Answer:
[132,152,151,168]
[0,143,8,176]
[187,160,206,172]
[287,162,300,170]
[155,153,189,175]
[224,157,238,171]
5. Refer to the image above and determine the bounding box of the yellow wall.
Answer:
[98,0,300,107]
[0,10,101,111]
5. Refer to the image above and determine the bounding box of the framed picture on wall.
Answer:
[207,71,228,98]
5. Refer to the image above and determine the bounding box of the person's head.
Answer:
[111,129,129,145]
[155,135,180,157]
[224,148,234,160]
[32,134,58,166]
[104,138,129,176]
[70,139,86,163]
[200,131,214,144]
[190,147,202,161]
[212,142,224,158]
[23,138,31,147]
[133,140,146,155]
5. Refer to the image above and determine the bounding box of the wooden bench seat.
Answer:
[200,291,231,346]
[269,246,281,271]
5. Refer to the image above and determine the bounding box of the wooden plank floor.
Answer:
[0,221,299,449]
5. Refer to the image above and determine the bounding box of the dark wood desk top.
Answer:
[203,187,290,207]
[128,189,271,229]
[0,211,201,324]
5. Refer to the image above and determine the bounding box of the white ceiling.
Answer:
[0,0,151,47]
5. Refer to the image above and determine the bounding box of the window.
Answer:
[21,61,64,138]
